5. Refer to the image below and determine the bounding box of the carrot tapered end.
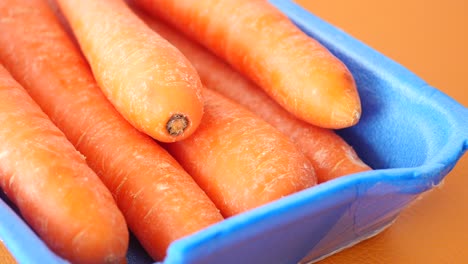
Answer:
[330,98,362,128]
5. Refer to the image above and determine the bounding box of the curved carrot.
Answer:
[54,0,204,142]
[165,88,317,217]
[135,11,371,183]
[0,65,128,264]
[0,0,223,260]
[132,0,361,129]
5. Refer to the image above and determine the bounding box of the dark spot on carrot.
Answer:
[166,114,189,136]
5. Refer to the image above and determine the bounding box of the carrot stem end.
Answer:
[166,114,189,136]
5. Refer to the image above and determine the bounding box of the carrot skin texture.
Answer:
[0,0,223,260]
[135,13,371,182]
[165,88,317,217]
[55,0,204,142]
[0,65,128,264]
[133,0,361,129]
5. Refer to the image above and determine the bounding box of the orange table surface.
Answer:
[1,1,467,264]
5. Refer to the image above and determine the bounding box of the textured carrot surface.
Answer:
[0,0,223,260]
[136,11,371,182]
[55,0,204,142]
[133,0,362,129]
[0,64,128,264]
[165,88,317,217]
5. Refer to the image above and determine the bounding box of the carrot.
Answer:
[134,10,372,183]
[132,0,361,129]
[54,0,204,143]
[165,88,317,217]
[0,0,223,260]
[0,64,128,264]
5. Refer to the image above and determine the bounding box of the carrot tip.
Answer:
[103,254,122,264]
[166,113,189,136]
[351,109,361,125]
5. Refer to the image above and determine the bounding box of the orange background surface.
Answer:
[1,0,467,263]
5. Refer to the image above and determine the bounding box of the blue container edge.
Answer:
[163,1,468,263]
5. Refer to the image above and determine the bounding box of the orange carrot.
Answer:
[135,11,372,183]
[0,64,128,264]
[54,0,204,142]
[132,0,361,129]
[165,88,317,217]
[0,0,223,260]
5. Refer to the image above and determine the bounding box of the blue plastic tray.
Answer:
[1,1,467,263]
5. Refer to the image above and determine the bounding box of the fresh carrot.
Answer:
[0,64,128,264]
[54,0,204,142]
[132,0,362,129]
[165,88,317,217]
[0,0,223,260]
[135,11,372,183]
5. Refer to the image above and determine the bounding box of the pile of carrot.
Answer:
[133,8,372,183]
[0,0,371,263]
[0,64,128,264]
[0,0,222,261]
